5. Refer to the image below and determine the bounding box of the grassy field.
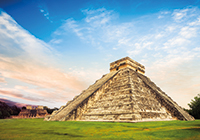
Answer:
[0,119,200,140]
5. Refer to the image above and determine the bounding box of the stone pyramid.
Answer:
[45,57,194,122]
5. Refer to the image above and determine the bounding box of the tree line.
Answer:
[1,94,199,119]
[0,101,21,119]
[184,94,200,119]
[0,101,58,119]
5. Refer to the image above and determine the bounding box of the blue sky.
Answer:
[0,0,200,108]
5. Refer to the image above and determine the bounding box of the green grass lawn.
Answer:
[0,119,200,140]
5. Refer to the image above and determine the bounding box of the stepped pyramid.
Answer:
[45,57,194,122]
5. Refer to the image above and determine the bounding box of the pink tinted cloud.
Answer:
[0,56,87,93]
[0,98,31,108]
[0,88,48,102]
[14,85,72,102]
[0,77,6,83]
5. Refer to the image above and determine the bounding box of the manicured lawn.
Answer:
[0,119,200,140]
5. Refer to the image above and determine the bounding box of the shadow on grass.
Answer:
[183,127,200,132]
[146,127,200,139]
[193,124,200,127]
[42,130,84,137]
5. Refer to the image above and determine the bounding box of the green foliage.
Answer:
[0,119,200,139]
[0,101,21,119]
[0,101,11,119]
[187,94,200,119]
[11,105,21,115]
[22,106,26,110]
[43,106,58,114]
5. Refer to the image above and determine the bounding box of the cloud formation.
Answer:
[50,6,200,108]
[0,56,86,91]
[0,88,46,102]
[0,10,88,106]
[0,98,29,108]
[38,4,52,22]
[0,77,6,83]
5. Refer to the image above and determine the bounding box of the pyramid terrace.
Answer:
[45,57,194,122]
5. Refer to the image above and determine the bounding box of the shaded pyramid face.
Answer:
[45,57,194,122]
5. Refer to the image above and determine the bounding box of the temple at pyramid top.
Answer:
[110,57,145,74]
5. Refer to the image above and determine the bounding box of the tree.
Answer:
[11,105,21,115]
[0,101,21,119]
[22,106,26,110]
[187,94,200,119]
[43,106,58,114]
[0,101,11,119]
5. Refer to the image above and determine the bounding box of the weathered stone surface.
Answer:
[45,57,194,122]
[18,106,48,118]
[110,56,145,74]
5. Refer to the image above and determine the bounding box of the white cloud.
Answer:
[0,12,54,62]
[155,33,164,39]
[64,18,84,38]
[82,7,115,26]
[193,47,200,51]
[158,15,164,19]
[172,7,199,23]
[158,11,170,19]
[172,8,188,22]
[38,4,52,22]
[188,17,200,26]
[53,6,200,61]
[118,38,133,46]
[165,26,176,32]
[49,39,63,44]
[52,6,200,61]
[163,37,189,49]
[52,8,120,47]
[127,50,140,57]
[153,53,162,58]
[179,26,197,38]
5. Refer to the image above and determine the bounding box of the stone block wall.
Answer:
[61,68,174,122]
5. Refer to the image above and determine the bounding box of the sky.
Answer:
[0,0,200,109]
